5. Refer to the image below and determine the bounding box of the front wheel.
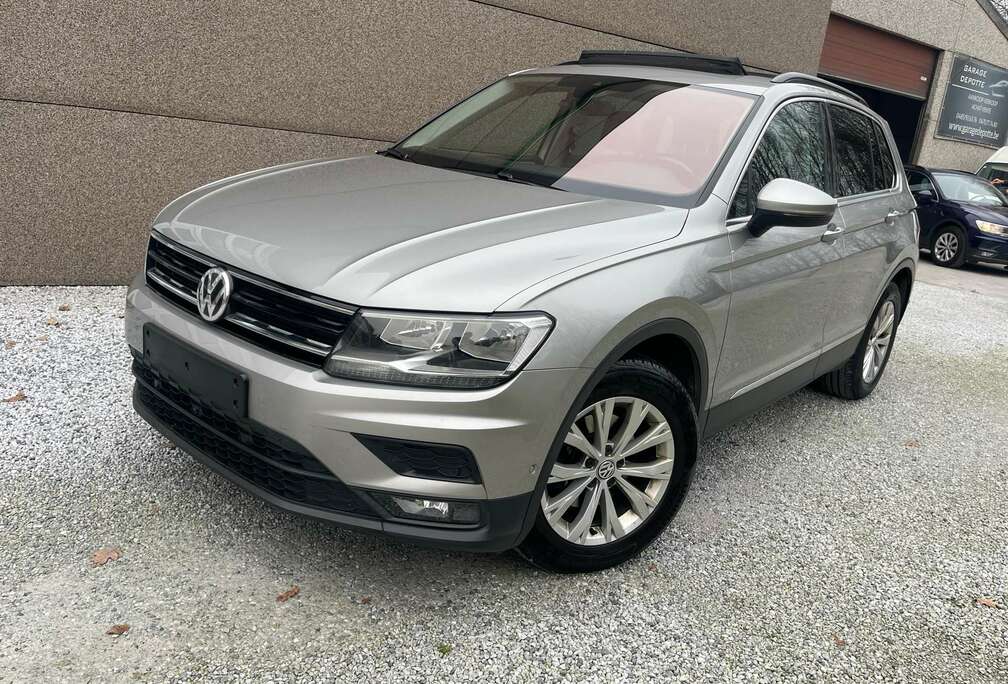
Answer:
[931,225,967,268]
[517,358,697,573]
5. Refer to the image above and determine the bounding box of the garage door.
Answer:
[819,15,938,100]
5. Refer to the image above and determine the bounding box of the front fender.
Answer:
[510,231,732,417]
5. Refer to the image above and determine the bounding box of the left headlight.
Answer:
[323,310,554,389]
[976,219,1008,236]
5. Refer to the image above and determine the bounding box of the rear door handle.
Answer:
[885,209,901,225]
[821,223,843,243]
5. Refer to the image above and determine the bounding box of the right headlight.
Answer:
[976,219,1008,236]
[323,310,554,389]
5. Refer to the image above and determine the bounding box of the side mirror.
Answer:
[914,189,936,204]
[748,178,838,238]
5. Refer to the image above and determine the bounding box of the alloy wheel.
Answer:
[541,396,675,546]
[862,299,896,384]
[934,232,958,263]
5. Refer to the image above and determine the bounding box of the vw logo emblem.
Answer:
[195,267,233,322]
[596,459,616,480]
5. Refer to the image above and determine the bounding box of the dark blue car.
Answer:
[905,165,1008,268]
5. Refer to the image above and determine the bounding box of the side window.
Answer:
[830,105,886,197]
[872,122,896,190]
[731,101,829,218]
[978,163,1008,186]
[906,171,935,195]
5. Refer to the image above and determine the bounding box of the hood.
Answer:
[153,155,686,311]
[949,200,1008,224]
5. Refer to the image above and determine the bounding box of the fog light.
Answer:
[372,492,480,524]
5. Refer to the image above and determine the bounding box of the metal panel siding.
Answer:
[819,15,938,99]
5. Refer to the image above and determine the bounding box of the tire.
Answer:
[816,282,902,400]
[931,225,967,268]
[517,358,698,573]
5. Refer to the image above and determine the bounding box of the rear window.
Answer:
[872,122,897,190]
[829,105,894,197]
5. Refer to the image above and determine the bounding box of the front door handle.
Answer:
[821,223,843,243]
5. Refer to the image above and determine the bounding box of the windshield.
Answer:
[394,73,756,207]
[934,172,1006,206]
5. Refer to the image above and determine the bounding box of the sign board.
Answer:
[935,54,1008,148]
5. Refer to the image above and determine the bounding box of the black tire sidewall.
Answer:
[931,225,966,267]
[521,359,697,572]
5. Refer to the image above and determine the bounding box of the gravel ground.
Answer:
[1,282,1006,683]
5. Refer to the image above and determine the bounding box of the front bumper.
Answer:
[969,232,1008,265]
[126,278,590,551]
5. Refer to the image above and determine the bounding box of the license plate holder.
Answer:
[142,324,249,419]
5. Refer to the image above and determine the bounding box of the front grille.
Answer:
[145,233,356,366]
[133,359,375,518]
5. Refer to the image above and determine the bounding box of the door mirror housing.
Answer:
[914,189,936,204]
[748,178,838,237]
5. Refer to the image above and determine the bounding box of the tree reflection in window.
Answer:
[872,121,896,190]
[830,105,880,197]
[731,102,828,218]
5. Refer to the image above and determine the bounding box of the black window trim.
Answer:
[726,96,902,222]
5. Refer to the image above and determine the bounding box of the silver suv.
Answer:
[126,51,917,572]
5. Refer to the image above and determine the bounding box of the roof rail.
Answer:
[771,72,868,105]
[567,50,747,76]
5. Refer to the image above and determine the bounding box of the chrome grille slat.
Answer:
[224,313,332,357]
[147,270,198,305]
[147,250,201,285]
[144,232,356,366]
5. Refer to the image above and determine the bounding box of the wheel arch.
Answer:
[612,323,707,415]
[512,317,709,546]
[929,220,967,248]
[889,260,915,316]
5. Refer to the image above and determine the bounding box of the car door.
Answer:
[827,105,916,348]
[711,100,847,413]
[906,169,941,245]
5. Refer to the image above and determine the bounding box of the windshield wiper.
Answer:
[496,169,563,191]
[377,147,411,162]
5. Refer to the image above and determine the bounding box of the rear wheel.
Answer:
[816,282,902,400]
[517,358,697,573]
[931,225,966,267]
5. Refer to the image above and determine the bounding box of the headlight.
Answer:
[323,310,554,389]
[976,219,1008,236]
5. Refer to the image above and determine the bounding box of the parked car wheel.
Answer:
[816,282,902,400]
[931,225,966,268]
[517,358,697,573]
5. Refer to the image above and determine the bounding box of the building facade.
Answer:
[2,0,1006,284]
[826,0,1008,172]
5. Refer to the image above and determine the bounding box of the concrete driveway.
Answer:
[916,252,1008,300]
